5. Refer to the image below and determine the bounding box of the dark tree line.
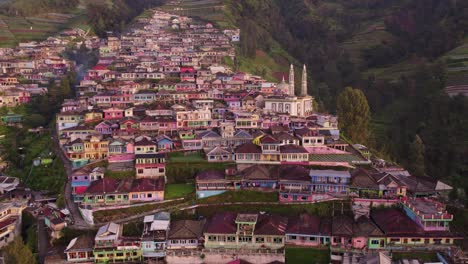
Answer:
[86,0,165,37]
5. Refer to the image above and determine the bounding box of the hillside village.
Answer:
[0,7,467,264]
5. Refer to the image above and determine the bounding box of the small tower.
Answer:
[301,64,307,96]
[289,64,295,96]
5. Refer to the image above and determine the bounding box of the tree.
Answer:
[408,134,426,176]
[336,87,371,144]
[3,237,36,264]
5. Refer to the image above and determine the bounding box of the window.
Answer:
[411,238,421,242]
[147,193,152,198]
[256,237,265,243]
[208,236,216,241]
[282,194,288,199]
[116,252,123,257]
[309,237,316,241]
[371,240,380,245]
[273,237,283,243]
[289,235,296,240]
[132,194,138,199]
[227,236,235,242]
[239,236,252,243]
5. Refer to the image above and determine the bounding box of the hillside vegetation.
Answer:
[222,0,468,197]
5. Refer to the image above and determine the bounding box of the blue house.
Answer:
[241,165,278,189]
[155,135,174,151]
[309,169,351,194]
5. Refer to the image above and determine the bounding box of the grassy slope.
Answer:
[0,6,89,47]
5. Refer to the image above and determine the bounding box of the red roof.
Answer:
[130,178,164,192]
[235,142,261,154]
[91,65,108,71]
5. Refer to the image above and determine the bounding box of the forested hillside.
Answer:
[227,0,468,193]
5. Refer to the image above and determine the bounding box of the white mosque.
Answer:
[264,64,314,117]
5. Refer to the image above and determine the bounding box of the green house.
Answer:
[93,222,142,263]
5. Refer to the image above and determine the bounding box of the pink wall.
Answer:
[352,237,367,249]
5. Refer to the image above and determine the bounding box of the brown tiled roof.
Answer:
[130,178,164,192]
[235,142,261,154]
[260,135,280,144]
[241,165,278,180]
[353,216,383,237]
[134,138,156,146]
[255,214,288,236]
[279,165,310,181]
[204,212,237,234]
[168,220,206,239]
[279,144,308,154]
[332,215,353,236]
[350,168,379,189]
[286,214,331,236]
[371,209,423,236]
[85,178,120,194]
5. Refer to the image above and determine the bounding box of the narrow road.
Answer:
[52,131,90,229]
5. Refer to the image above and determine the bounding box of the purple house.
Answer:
[95,121,113,135]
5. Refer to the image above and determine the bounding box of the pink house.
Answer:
[103,108,124,120]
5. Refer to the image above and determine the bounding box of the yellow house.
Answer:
[84,135,109,160]
[85,112,103,123]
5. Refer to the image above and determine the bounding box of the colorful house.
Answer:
[309,169,350,195]
[285,214,331,247]
[64,235,95,263]
[83,135,109,160]
[93,222,142,263]
[81,178,164,207]
[135,153,166,179]
[371,208,459,249]
[141,212,170,258]
[204,212,287,250]
[167,219,206,249]
[401,198,453,231]
[103,107,124,120]
[56,112,84,131]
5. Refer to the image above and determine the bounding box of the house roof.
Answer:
[286,214,331,236]
[85,178,120,194]
[353,216,383,237]
[96,222,120,241]
[130,178,164,192]
[204,212,238,234]
[350,168,379,189]
[235,142,261,154]
[279,165,310,182]
[280,144,308,154]
[65,235,95,252]
[241,165,278,180]
[332,215,354,236]
[260,135,280,144]
[134,137,156,146]
[206,146,230,156]
[168,220,205,239]
[255,214,288,236]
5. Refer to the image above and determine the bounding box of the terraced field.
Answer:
[0,11,88,47]
[160,0,233,29]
